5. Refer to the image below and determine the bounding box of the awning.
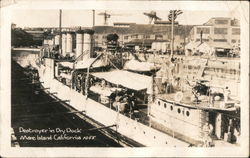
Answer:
[91,70,153,92]
[59,58,107,69]
[185,41,200,50]
[123,59,157,72]
[211,42,232,49]
[75,58,107,69]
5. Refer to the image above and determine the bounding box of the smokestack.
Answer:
[54,34,60,45]
[66,32,73,54]
[83,29,95,58]
[61,32,67,56]
[52,37,55,45]
[200,30,203,44]
[76,30,84,59]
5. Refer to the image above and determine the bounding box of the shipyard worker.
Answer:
[227,119,237,143]
[128,92,136,113]
[223,86,231,102]
[54,51,60,59]
[208,89,215,107]
[202,123,214,147]
[100,80,106,90]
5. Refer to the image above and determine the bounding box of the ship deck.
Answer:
[157,92,238,112]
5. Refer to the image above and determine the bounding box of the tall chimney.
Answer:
[76,30,84,59]
[66,31,73,55]
[83,29,95,58]
[54,34,60,45]
[200,30,203,44]
[61,32,67,57]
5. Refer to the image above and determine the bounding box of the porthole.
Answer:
[177,108,181,113]
[186,111,190,117]
[170,106,173,111]
[164,103,167,108]
[158,101,161,106]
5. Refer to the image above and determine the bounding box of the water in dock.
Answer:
[11,50,122,147]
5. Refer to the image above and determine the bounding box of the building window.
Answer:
[196,27,210,34]
[186,111,190,117]
[231,19,240,26]
[213,39,227,42]
[131,34,138,39]
[144,35,150,39]
[232,28,240,35]
[155,34,163,40]
[158,101,161,106]
[215,19,229,25]
[214,28,228,34]
[231,39,236,43]
[196,39,209,42]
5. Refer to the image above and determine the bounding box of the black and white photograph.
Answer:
[0,0,249,157]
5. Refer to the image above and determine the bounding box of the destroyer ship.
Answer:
[13,10,241,147]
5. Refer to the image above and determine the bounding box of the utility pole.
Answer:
[168,10,183,59]
[59,9,62,54]
[92,10,95,27]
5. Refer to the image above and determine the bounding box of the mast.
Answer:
[92,10,95,55]
[170,12,174,59]
[168,10,182,59]
[59,9,62,54]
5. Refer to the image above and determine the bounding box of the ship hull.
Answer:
[36,58,189,147]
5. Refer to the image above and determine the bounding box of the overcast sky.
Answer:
[12,9,241,28]
[10,0,243,28]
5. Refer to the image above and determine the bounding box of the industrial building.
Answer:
[40,17,240,56]
[188,17,240,51]
[93,23,193,51]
